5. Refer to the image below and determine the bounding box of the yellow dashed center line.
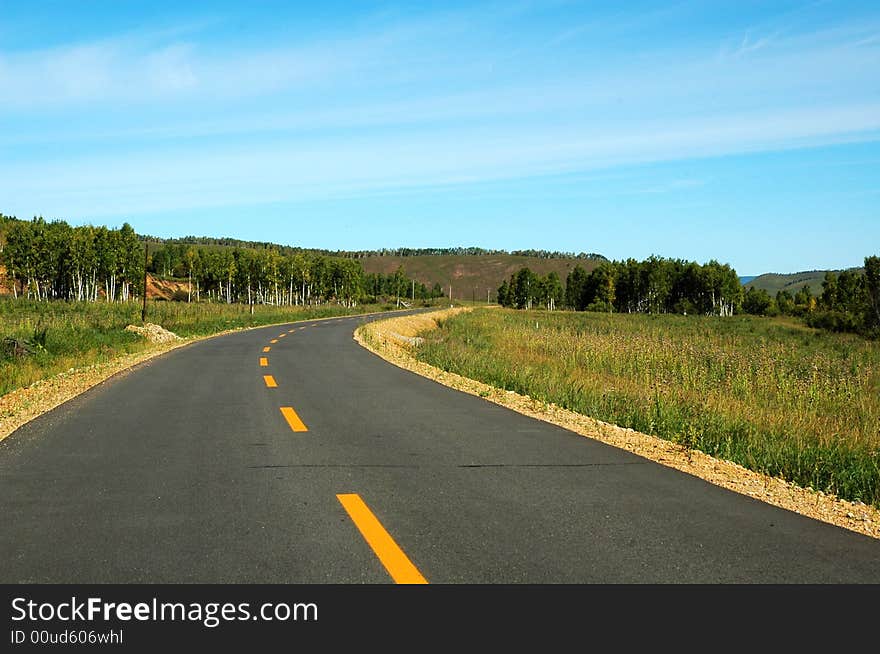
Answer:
[270,339,278,344]
[279,333,286,338]
[288,328,296,333]
[259,357,268,367]
[280,406,308,432]
[336,493,428,584]
[263,346,271,353]
[263,375,278,388]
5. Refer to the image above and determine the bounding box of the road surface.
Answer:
[2,310,879,583]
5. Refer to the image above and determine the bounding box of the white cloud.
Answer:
[0,25,395,108]
[2,4,879,219]
[3,101,879,219]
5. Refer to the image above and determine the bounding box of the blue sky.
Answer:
[1,1,878,275]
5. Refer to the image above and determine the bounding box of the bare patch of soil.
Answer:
[145,275,191,300]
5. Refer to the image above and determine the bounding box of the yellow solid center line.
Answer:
[263,375,278,388]
[262,346,271,353]
[336,493,428,585]
[259,357,268,367]
[280,406,308,432]
[270,339,278,344]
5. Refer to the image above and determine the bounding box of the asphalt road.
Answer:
[2,310,879,583]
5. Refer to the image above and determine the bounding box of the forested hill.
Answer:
[745,269,864,296]
[141,237,609,301]
[358,253,605,303]
[138,233,607,263]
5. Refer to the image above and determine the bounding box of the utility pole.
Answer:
[487,288,490,304]
[412,279,415,303]
[141,242,148,323]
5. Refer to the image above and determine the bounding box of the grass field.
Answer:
[0,299,396,396]
[416,308,880,507]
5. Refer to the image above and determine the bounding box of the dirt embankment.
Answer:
[354,309,880,540]
[0,266,11,295]
[0,270,190,300]
[145,275,191,300]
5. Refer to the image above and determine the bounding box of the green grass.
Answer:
[416,308,880,507]
[0,298,389,396]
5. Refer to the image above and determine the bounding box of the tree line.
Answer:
[5,212,876,336]
[497,269,564,310]
[0,215,431,307]
[137,237,610,262]
[1,215,143,302]
[499,256,741,316]
[498,253,880,338]
[141,234,319,258]
[148,242,441,306]
[321,247,609,260]
[741,257,880,337]
[149,242,366,306]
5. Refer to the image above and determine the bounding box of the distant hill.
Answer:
[360,254,604,302]
[745,269,864,296]
[140,236,605,263]
[140,233,608,302]
[739,276,757,285]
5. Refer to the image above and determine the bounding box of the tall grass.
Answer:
[416,309,880,507]
[0,299,384,395]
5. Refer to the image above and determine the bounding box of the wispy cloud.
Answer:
[2,3,879,222]
[0,23,406,109]
[854,33,880,46]
[722,31,779,59]
[3,100,879,219]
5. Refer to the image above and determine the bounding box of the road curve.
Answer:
[2,310,879,583]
